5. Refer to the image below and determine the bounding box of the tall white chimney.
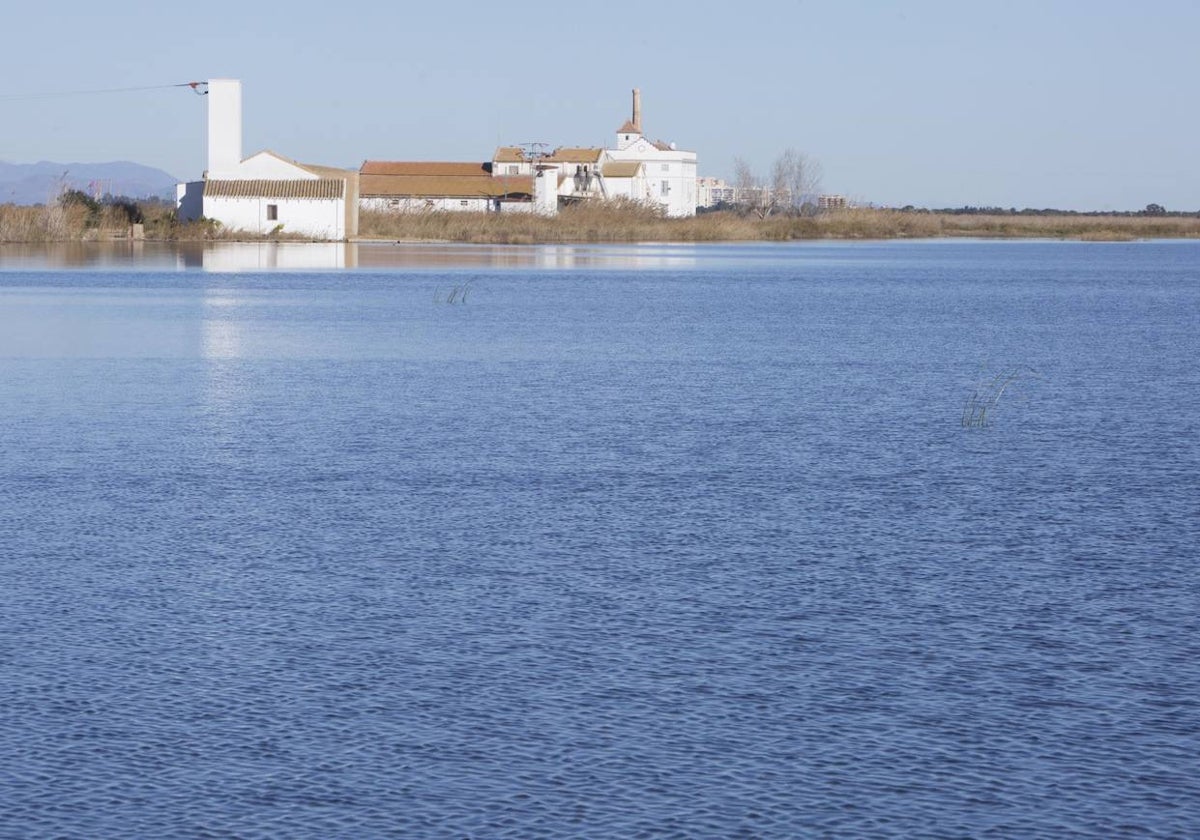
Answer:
[207,78,242,178]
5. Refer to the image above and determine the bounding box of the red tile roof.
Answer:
[493,147,527,163]
[361,161,490,177]
[204,179,346,199]
[544,147,604,164]
[361,174,534,198]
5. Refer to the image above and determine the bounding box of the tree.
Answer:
[58,188,102,227]
[774,148,823,215]
[733,157,772,219]
[733,150,823,218]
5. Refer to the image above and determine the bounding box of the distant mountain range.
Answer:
[0,160,180,205]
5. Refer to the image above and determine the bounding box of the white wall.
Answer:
[204,195,346,239]
[534,166,558,215]
[176,181,204,221]
[362,196,492,213]
[493,161,532,176]
[607,141,698,217]
[602,174,649,203]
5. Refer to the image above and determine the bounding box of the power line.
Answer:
[0,81,207,102]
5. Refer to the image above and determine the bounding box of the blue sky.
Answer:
[1,0,1196,210]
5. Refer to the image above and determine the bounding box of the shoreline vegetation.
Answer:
[3,196,1200,244]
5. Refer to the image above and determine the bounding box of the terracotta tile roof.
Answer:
[652,140,675,151]
[544,147,604,164]
[361,161,490,177]
[617,120,640,134]
[361,173,534,198]
[493,146,527,163]
[204,179,346,199]
[602,161,643,178]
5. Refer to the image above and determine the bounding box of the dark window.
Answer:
[266,204,278,221]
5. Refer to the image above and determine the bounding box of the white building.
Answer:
[604,89,697,217]
[497,91,696,216]
[351,87,696,219]
[177,79,358,240]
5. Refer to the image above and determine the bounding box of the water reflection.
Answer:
[0,240,705,272]
[355,242,700,270]
[201,311,242,359]
[191,242,356,272]
[0,241,166,270]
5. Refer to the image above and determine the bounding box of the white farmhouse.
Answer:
[177,79,358,240]
[347,87,696,219]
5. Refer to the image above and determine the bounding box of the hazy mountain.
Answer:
[0,160,180,205]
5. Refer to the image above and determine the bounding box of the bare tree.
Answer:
[734,157,775,218]
[734,150,823,218]
[775,148,823,214]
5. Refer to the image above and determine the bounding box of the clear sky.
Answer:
[1,0,1196,210]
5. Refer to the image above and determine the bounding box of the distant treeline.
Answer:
[895,204,1193,217]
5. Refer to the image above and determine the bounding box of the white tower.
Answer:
[206,78,243,178]
[534,164,559,216]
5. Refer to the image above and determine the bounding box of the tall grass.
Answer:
[6,200,1200,244]
[0,201,254,243]
[360,206,1200,244]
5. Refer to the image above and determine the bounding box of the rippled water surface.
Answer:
[2,241,1198,838]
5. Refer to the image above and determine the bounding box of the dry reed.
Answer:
[359,206,1200,244]
[6,201,1200,244]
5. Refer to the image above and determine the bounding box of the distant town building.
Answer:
[818,194,848,210]
[177,80,358,239]
[696,177,735,208]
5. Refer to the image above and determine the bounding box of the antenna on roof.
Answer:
[518,141,550,162]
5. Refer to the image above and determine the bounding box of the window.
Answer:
[661,181,671,196]
[266,204,278,221]
[460,200,469,207]
[661,164,669,172]
[507,165,519,175]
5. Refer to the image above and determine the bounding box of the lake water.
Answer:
[1,240,1197,838]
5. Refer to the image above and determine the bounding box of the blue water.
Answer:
[1,241,1198,838]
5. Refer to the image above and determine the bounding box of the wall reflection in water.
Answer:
[1,241,701,272]
[185,242,356,271]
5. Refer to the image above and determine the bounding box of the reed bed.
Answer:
[6,200,1199,244]
[360,206,1200,244]
[0,202,280,243]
